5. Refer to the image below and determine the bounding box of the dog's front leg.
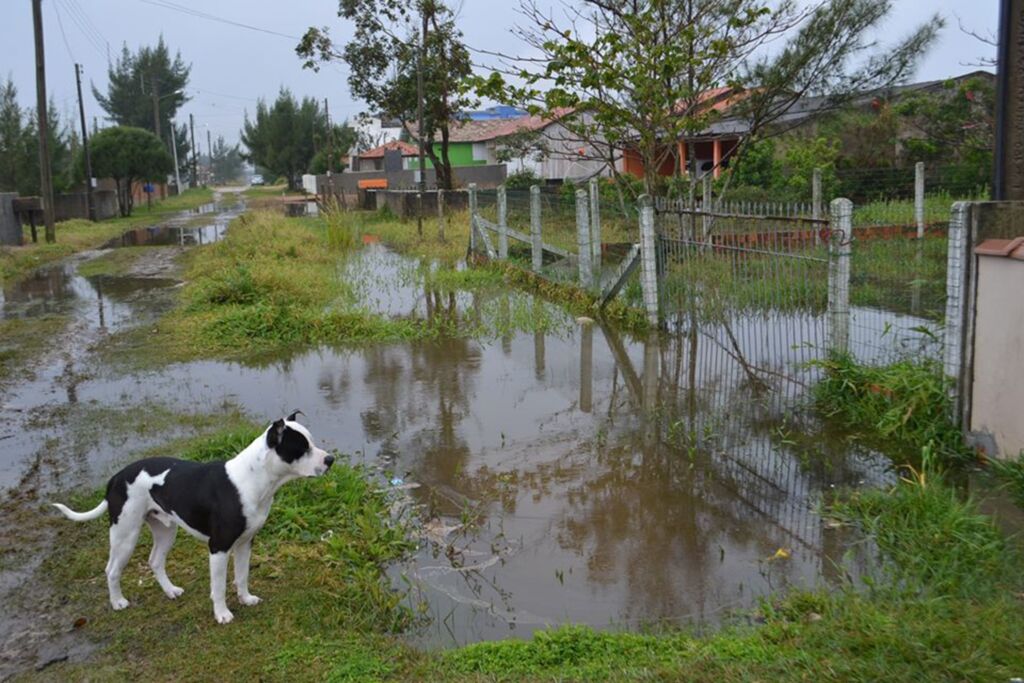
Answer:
[209,551,233,624]
[233,540,261,606]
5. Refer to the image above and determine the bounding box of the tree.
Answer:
[86,126,173,217]
[310,121,359,173]
[92,37,191,163]
[240,89,325,190]
[474,0,942,198]
[0,77,72,196]
[209,136,244,183]
[296,0,475,190]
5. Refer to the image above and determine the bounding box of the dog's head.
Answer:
[265,411,334,478]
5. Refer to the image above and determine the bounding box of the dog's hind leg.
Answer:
[146,516,183,599]
[105,518,142,610]
[233,539,260,606]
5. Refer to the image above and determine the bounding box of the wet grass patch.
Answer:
[0,188,213,285]
[76,247,154,278]
[31,422,417,681]
[812,353,972,467]
[0,314,71,385]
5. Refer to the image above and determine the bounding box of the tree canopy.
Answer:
[208,136,244,184]
[473,0,943,197]
[93,36,191,162]
[240,89,326,189]
[86,126,174,216]
[296,0,474,190]
[0,77,72,196]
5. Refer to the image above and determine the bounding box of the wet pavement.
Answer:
[1,196,905,667]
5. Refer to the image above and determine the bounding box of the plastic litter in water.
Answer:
[390,477,404,486]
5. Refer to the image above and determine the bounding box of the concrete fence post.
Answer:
[812,167,823,245]
[468,183,478,253]
[915,161,925,239]
[828,198,852,354]
[530,185,542,272]
[638,194,659,326]
[497,184,508,259]
[702,173,713,242]
[576,188,593,289]
[589,177,602,273]
[943,202,970,417]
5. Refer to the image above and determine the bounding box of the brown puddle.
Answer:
[2,216,925,660]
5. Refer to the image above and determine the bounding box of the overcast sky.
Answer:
[0,0,1000,150]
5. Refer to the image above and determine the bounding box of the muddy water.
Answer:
[1,212,901,661]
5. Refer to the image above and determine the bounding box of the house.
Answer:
[352,113,404,153]
[351,140,419,172]
[410,109,610,182]
[619,70,996,181]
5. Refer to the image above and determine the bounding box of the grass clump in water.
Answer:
[812,353,972,466]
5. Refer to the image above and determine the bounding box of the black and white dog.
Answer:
[52,412,334,624]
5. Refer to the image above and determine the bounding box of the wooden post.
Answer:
[468,183,477,254]
[812,167,823,246]
[914,161,925,239]
[702,173,713,242]
[576,188,592,289]
[828,198,852,354]
[530,184,542,271]
[436,188,446,241]
[497,184,508,259]
[32,0,55,243]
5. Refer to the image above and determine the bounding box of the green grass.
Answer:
[33,423,417,682]
[853,192,980,227]
[0,314,70,384]
[812,354,973,467]
[0,188,214,285]
[76,246,153,278]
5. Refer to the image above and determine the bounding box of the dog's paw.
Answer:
[214,608,234,624]
[164,585,184,599]
[111,598,130,611]
[239,593,261,606]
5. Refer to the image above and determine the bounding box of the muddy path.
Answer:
[0,194,899,676]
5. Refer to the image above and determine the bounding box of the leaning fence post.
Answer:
[943,202,970,422]
[576,188,593,289]
[828,198,852,354]
[915,161,925,239]
[467,183,477,253]
[638,194,659,326]
[497,184,508,259]
[530,185,542,272]
[589,177,602,273]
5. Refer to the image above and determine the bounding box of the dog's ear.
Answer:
[286,409,304,423]
[266,418,285,449]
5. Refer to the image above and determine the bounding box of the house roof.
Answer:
[409,108,575,143]
[357,140,419,159]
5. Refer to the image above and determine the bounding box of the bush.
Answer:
[504,168,540,190]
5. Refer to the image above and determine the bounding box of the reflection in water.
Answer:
[3,240,898,649]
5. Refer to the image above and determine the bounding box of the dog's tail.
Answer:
[51,499,108,522]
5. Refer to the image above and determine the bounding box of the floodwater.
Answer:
[0,197,913,662]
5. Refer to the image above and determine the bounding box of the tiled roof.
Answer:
[357,140,419,159]
[409,108,574,143]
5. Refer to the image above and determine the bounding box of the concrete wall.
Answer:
[971,252,1024,457]
[316,163,506,195]
[0,193,21,246]
[372,189,470,218]
[53,190,118,222]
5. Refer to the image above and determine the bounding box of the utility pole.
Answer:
[206,126,212,185]
[169,126,182,195]
[994,0,1024,200]
[416,3,427,237]
[324,98,334,173]
[32,0,56,243]
[189,113,197,189]
[74,63,95,221]
[149,76,162,140]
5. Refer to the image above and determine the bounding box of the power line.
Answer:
[64,0,110,58]
[57,0,107,61]
[135,0,301,40]
[51,0,76,63]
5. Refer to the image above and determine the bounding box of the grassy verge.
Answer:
[812,353,973,467]
[32,423,417,681]
[0,188,214,285]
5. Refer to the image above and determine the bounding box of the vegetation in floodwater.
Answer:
[987,454,1024,509]
[812,353,973,467]
[76,247,154,278]
[0,314,71,384]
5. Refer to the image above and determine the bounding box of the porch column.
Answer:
[712,138,722,179]
[677,141,687,176]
